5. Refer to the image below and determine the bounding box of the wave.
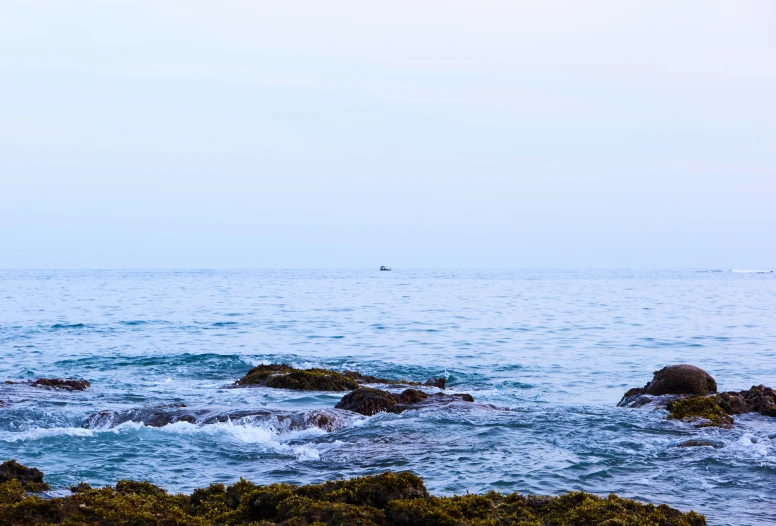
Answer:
[0,419,324,461]
[731,269,773,274]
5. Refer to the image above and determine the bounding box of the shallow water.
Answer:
[1,269,775,525]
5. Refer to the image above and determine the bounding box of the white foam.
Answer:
[0,426,95,442]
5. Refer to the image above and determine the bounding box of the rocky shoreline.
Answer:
[5,362,776,523]
[0,460,706,525]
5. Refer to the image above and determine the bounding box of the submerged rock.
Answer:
[235,363,446,391]
[4,378,91,392]
[0,463,707,525]
[676,439,721,448]
[335,387,474,416]
[83,404,355,432]
[0,460,50,492]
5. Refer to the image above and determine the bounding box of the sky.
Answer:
[1,0,774,269]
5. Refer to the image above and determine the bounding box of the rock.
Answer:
[424,377,446,389]
[618,365,716,405]
[83,405,354,432]
[646,365,717,396]
[335,387,398,416]
[0,467,708,525]
[335,387,475,416]
[7,378,91,391]
[70,482,92,493]
[676,439,720,448]
[235,364,446,391]
[0,460,50,492]
[718,385,776,416]
[666,396,734,428]
[236,364,360,391]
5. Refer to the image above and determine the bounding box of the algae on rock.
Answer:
[235,364,446,392]
[0,461,707,525]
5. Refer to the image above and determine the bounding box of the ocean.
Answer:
[1,269,774,525]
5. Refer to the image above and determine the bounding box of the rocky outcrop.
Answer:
[0,462,707,525]
[620,366,776,428]
[83,404,356,433]
[4,378,91,392]
[335,387,474,416]
[619,365,716,406]
[0,460,50,492]
[235,364,445,391]
[236,364,360,390]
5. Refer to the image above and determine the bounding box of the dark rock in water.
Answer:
[0,460,50,492]
[69,482,92,493]
[676,439,720,448]
[0,467,707,525]
[336,387,399,416]
[83,404,354,433]
[335,387,475,416]
[718,385,776,416]
[338,369,445,389]
[5,378,91,391]
[84,404,199,429]
[236,364,360,391]
[646,365,717,396]
[235,363,446,391]
[423,377,446,389]
[618,365,716,406]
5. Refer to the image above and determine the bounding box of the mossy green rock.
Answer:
[235,364,445,392]
[0,460,50,492]
[666,396,734,428]
[0,463,706,525]
[236,364,360,391]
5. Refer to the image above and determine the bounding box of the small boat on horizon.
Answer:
[380,266,391,271]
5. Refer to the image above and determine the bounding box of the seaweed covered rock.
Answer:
[30,378,91,391]
[235,364,446,392]
[664,386,776,428]
[618,365,717,407]
[4,378,91,392]
[0,467,707,525]
[236,364,360,391]
[0,460,50,492]
[666,396,734,428]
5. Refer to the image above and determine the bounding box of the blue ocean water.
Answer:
[1,269,775,525]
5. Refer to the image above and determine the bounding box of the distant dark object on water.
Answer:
[380,266,391,271]
[4,378,91,392]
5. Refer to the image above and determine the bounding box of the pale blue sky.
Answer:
[1,1,774,268]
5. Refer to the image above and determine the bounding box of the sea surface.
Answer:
[1,269,775,525]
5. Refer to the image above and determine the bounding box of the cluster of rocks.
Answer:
[619,364,776,428]
[3,365,471,433]
[0,461,707,525]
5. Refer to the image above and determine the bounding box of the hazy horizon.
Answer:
[2,1,774,269]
